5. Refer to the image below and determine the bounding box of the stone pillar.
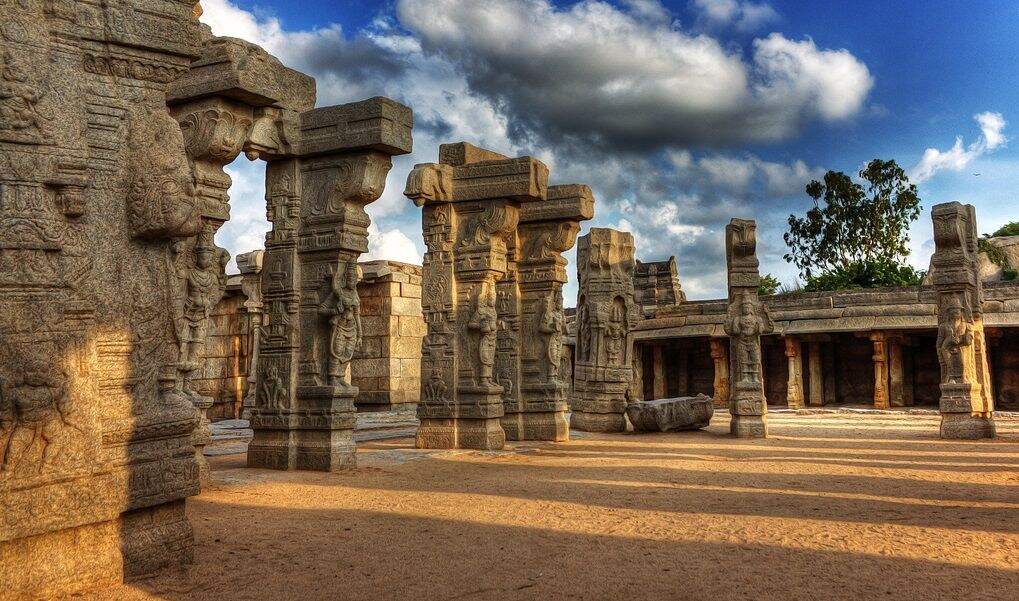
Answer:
[509,185,593,440]
[931,202,995,438]
[406,142,548,449]
[237,250,264,419]
[630,343,645,403]
[888,338,906,407]
[785,336,804,409]
[871,332,890,409]
[724,219,774,438]
[807,340,824,407]
[709,338,730,408]
[571,229,639,432]
[247,99,413,470]
[652,344,667,400]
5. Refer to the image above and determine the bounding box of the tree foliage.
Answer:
[758,274,781,296]
[801,258,925,292]
[784,159,921,280]
[990,221,1019,237]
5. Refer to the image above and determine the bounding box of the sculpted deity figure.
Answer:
[577,303,591,362]
[261,364,286,409]
[538,294,565,381]
[318,261,362,389]
[605,299,626,365]
[0,356,81,478]
[468,283,498,387]
[0,49,50,134]
[175,236,229,399]
[938,295,973,384]
[724,292,774,386]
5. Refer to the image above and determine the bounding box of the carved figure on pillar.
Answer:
[319,261,363,391]
[174,230,229,401]
[571,228,638,433]
[931,202,995,439]
[539,295,565,382]
[469,283,499,387]
[724,219,771,438]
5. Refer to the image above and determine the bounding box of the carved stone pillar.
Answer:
[237,250,264,419]
[406,142,548,449]
[807,340,824,407]
[724,219,773,438]
[888,338,905,407]
[931,202,995,438]
[709,338,730,408]
[571,229,639,432]
[652,344,667,400]
[509,185,593,441]
[785,336,804,409]
[870,332,890,409]
[247,99,413,470]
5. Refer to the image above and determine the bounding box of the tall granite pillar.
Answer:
[785,336,804,409]
[807,340,824,407]
[931,202,995,439]
[571,228,638,432]
[246,100,413,470]
[406,142,548,449]
[710,338,730,408]
[724,219,774,438]
[509,185,593,440]
[870,332,890,409]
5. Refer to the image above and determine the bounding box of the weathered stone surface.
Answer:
[634,257,685,316]
[931,202,995,438]
[724,219,773,438]
[625,394,714,432]
[571,228,638,432]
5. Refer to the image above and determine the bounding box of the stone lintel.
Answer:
[439,142,510,166]
[168,37,316,112]
[449,157,549,203]
[520,184,595,223]
[298,97,413,157]
[236,250,265,275]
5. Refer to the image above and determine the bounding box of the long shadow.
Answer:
[119,498,1019,601]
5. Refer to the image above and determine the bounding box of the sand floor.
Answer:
[83,412,1018,601]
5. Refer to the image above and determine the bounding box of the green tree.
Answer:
[784,159,921,280]
[758,274,781,296]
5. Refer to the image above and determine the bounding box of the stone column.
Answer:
[931,202,995,438]
[247,99,413,470]
[709,338,730,408]
[888,338,905,407]
[510,185,593,440]
[785,336,805,409]
[237,250,264,419]
[571,229,639,432]
[652,344,667,400]
[406,142,548,449]
[871,332,890,409]
[724,219,774,438]
[807,340,824,406]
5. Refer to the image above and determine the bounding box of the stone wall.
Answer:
[353,261,424,410]
[195,277,254,420]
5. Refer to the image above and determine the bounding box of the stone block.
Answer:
[625,395,714,433]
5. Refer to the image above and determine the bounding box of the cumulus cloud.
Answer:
[365,222,424,265]
[692,0,779,32]
[911,111,1008,183]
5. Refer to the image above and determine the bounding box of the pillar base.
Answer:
[247,386,357,471]
[416,417,505,450]
[570,410,626,433]
[730,414,767,438]
[940,413,996,439]
[502,411,569,441]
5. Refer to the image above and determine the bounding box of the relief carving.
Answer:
[468,283,498,388]
[317,261,362,390]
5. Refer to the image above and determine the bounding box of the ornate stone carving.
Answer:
[571,228,638,433]
[318,260,362,391]
[724,219,771,438]
[930,202,995,439]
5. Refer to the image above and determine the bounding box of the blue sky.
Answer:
[202,0,1019,302]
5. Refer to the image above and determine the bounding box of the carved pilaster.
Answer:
[724,219,772,438]
[571,228,638,433]
[931,202,995,438]
[709,338,730,408]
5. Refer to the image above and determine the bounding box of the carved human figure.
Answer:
[605,299,626,365]
[938,296,973,384]
[0,357,79,478]
[538,294,565,381]
[468,284,499,387]
[261,364,286,410]
[176,237,228,398]
[0,49,50,134]
[725,292,774,386]
[577,303,591,363]
[318,262,362,389]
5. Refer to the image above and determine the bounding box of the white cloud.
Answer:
[911,112,1008,183]
[692,0,779,32]
[365,222,424,265]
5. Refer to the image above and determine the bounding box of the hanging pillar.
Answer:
[785,336,804,409]
[871,332,890,409]
[807,340,824,406]
[652,344,667,400]
[932,202,995,438]
[710,338,730,408]
[889,338,906,407]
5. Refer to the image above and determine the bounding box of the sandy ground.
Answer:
[80,412,1018,601]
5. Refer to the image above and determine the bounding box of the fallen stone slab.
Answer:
[626,395,714,433]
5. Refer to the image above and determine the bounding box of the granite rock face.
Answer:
[626,395,714,433]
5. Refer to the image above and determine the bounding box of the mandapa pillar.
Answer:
[807,340,824,407]
[871,332,890,409]
[785,336,805,409]
[710,338,730,408]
